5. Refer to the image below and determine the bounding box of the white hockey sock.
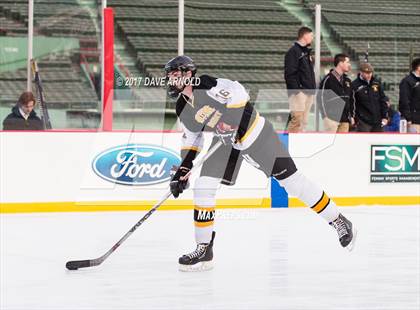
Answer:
[277,171,339,223]
[193,176,220,244]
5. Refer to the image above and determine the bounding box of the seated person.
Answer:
[383,97,401,132]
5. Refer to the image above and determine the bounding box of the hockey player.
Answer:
[165,56,356,272]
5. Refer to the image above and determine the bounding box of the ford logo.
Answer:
[92,144,181,186]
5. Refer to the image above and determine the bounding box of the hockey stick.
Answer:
[31,59,52,129]
[65,140,223,270]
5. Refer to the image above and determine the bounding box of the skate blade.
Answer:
[345,227,358,252]
[179,261,213,272]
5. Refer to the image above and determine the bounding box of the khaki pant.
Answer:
[287,92,314,133]
[408,123,420,133]
[323,117,350,133]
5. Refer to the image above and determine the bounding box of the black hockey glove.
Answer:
[170,165,191,198]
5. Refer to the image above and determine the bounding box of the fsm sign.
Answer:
[370,145,420,183]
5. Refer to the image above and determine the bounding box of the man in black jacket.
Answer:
[350,63,388,132]
[317,54,353,132]
[284,26,316,132]
[399,57,420,133]
[3,91,43,130]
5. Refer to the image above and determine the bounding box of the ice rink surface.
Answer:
[1,206,419,310]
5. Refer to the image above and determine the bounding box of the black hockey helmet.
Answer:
[164,55,197,75]
[164,55,197,98]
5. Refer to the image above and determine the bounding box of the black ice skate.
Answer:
[179,232,215,272]
[330,214,357,251]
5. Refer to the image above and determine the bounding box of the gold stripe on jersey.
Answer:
[181,146,202,152]
[311,192,330,213]
[226,100,247,108]
[239,112,260,143]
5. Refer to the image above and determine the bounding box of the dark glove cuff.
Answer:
[180,149,198,169]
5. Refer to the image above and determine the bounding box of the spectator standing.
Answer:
[3,91,43,130]
[284,26,316,132]
[350,63,388,132]
[318,54,353,132]
[399,58,420,133]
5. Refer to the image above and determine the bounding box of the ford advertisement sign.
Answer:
[92,144,181,186]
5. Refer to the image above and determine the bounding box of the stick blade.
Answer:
[66,259,92,270]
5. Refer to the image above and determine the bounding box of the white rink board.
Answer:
[0,132,270,204]
[289,133,420,198]
[0,132,419,206]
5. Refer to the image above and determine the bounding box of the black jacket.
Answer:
[2,105,43,130]
[284,42,316,95]
[317,70,352,123]
[350,75,388,126]
[399,72,420,124]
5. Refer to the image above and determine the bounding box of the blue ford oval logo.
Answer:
[92,144,181,186]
